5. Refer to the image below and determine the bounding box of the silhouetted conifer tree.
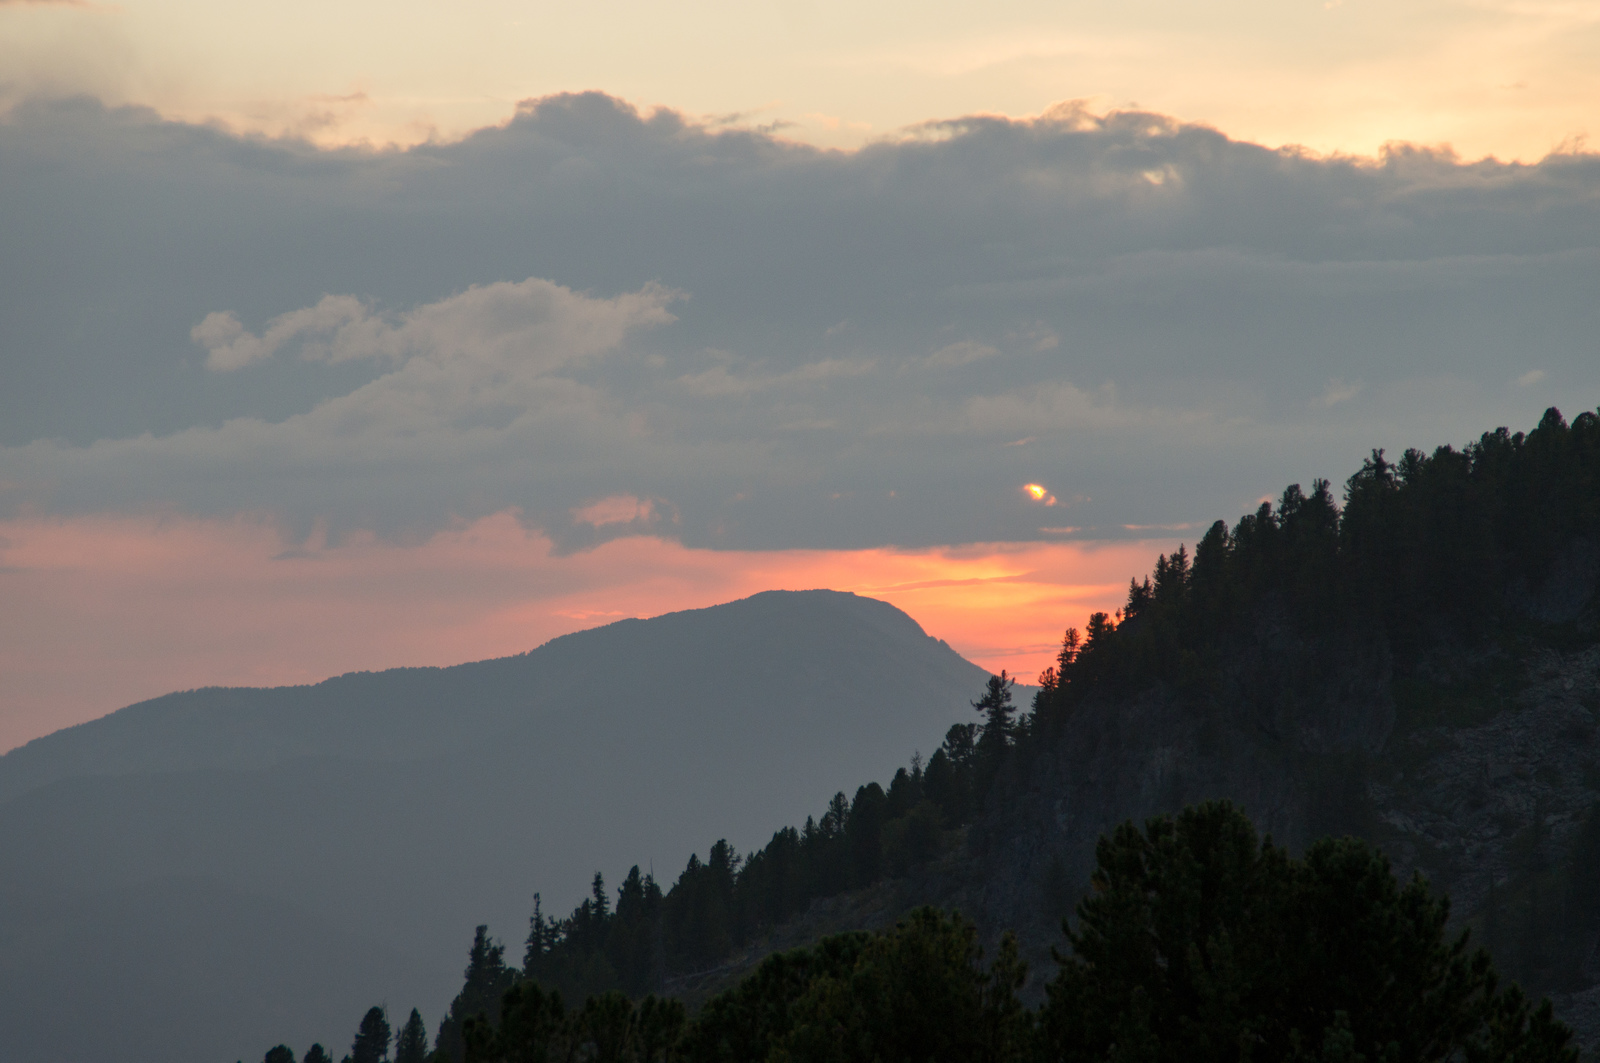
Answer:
[1124,576,1153,619]
[664,841,739,972]
[350,1007,391,1063]
[436,926,516,1063]
[392,1009,428,1063]
[972,672,1016,761]
[884,767,919,819]
[921,747,966,825]
[1044,801,1576,1063]
[846,782,887,886]
[522,893,556,975]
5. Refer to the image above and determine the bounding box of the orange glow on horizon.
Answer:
[0,511,1182,754]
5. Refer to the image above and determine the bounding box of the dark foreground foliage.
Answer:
[266,804,1575,1063]
[679,907,1028,1063]
[1043,802,1574,1063]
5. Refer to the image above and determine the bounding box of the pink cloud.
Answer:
[0,511,1176,753]
[570,494,661,528]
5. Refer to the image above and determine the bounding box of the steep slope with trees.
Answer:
[401,405,1600,1055]
[956,406,1600,1047]
[285,804,1579,1063]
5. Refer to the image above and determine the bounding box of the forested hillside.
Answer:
[286,405,1600,1063]
[280,805,1583,1063]
[1036,405,1600,705]
[980,406,1600,992]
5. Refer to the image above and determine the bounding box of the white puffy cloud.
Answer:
[192,295,372,371]
[259,286,666,465]
[194,282,675,374]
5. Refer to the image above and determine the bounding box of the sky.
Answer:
[2,0,1599,753]
[5,0,1600,158]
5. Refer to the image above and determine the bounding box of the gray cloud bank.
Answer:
[1,93,1596,549]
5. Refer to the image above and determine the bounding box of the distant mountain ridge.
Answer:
[0,589,997,1063]
[0,590,977,799]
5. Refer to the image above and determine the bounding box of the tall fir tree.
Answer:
[436,926,517,1063]
[392,1009,429,1063]
[972,671,1016,764]
[350,1007,391,1063]
[523,892,556,975]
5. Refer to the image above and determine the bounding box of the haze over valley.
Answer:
[0,591,1000,1060]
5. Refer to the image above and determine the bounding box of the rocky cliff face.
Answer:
[1374,641,1600,1041]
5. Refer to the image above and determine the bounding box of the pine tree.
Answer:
[435,926,517,1063]
[350,1007,391,1063]
[972,671,1016,763]
[612,865,664,996]
[819,793,849,838]
[846,783,887,886]
[1056,627,1080,672]
[921,747,968,825]
[941,722,977,767]
[1152,543,1190,601]
[1124,576,1153,619]
[264,1047,296,1063]
[523,892,554,976]
[303,1045,331,1063]
[392,1009,428,1063]
[1043,801,1577,1063]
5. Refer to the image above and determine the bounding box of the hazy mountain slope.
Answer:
[0,874,440,1063]
[0,590,984,802]
[0,590,994,1063]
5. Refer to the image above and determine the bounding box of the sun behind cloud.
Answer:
[1023,483,1058,506]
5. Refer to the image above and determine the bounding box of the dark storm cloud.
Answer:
[1,93,1596,549]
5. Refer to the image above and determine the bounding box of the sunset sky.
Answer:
[5,0,1600,158]
[2,0,1598,753]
